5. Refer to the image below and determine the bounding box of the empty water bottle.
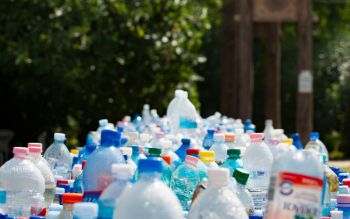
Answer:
[305,132,329,162]
[233,168,254,215]
[57,193,83,219]
[221,149,243,176]
[209,133,228,165]
[148,148,172,186]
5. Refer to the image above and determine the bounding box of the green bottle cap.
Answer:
[148,148,161,156]
[233,168,249,185]
[227,149,240,157]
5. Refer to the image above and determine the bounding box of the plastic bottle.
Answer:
[232,128,248,155]
[199,151,219,168]
[97,119,108,136]
[244,119,256,133]
[28,144,55,207]
[142,104,152,126]
[221,149,243,176]
[148,148,172,186]
[225,133,235,149]
[291,133,303,150]
[116,159,183,219]
[322,154,332,217]
[73,203,98,219]
[44,133,72,179]
[77,134,96,164]
[188,168,248,219]
[171,155,200,211]
[0,147,45,217]
[120,147,137,176]
[305,132,329,162]
[98,164,133,219]
[209,133,229,165]
[0,189,5,214]
[161,139,181,169]
[186,149,207,181]
[233,168,255,215]
[243,133,273,212]
[272,129,288,140]
[202,129,215,150]
[83,130,126,202]
[265,150,324,219]
[57,193,83,219]
[167,90,185,119]
[263,120,274,141]
[269,138,297,160]
[175,138,193,162]
[71,165,82,193]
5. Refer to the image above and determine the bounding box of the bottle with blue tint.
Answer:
[116,159,183,219]
[291,133,303,150]
[170,155,200,211]
[321,154,331,217]
[97,119,108,136]
[148,148,172,186]
[305,132,329,162]
[0,189,6,214]
[98,164,133,219]
[73,202,98,219]
[83,130,126,202]
[130,145,146,164]
[44,133,72,179]
[72,164,83,193]
[221,149,243,176]
[244,119,256,133]
[77,133,97,164]
[203,129,215,150]
[175,138,193,162]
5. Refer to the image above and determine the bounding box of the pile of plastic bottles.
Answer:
[0,89,347,219]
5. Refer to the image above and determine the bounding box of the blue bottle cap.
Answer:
[29,216,45,219]
[249,215,263,219]
[6,217,16,219]
[117,126,124,133]
[310,132,319,140]
[291,133,300,139]
[131,145,139,154]
[207,129,215,135]
[58,184,71,193]
[138,159,163,174]
[0,213,7,219]
[181,138,191,145]
[101,130,119,146]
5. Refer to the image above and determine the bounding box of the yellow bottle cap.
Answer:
[281,138,293,145]
[70,149,79,155]
[199,151,215,163]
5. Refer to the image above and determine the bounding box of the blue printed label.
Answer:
[179,117,197,129]
[83,190,102,202]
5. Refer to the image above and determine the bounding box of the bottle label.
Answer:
[185,155,199,169]
[265,172,323,219]
[251,191,268,212]
[179,117,197,129]
[83,190,102,202]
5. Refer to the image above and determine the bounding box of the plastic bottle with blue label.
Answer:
[291,133,303,150]
[98,164,133,219]
[148,148,172,186]
[83,130,125,202]
[170,155,200,211]
[265,150,323,219]
[77,133,97,164]
[243,133,273,212]
[209,133,228,165]
[221,149,243,176]
[0,189,6,214]
[115,159,183,219]
[175,138,193,162]
[44,133,72,179]
[202,129,215,150]
[73,202,98,219]
[188,168,248,219]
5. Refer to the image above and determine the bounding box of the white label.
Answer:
[298,70,313,93]
[251,191,268,212]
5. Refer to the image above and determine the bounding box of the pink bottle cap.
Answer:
[27,142,42,149]
[13,147,29,154]
[250,133,264,139]
[28,146,42,154]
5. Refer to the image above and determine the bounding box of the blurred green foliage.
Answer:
[0,0,220,146]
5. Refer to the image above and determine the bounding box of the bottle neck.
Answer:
[14,154,27,159]
[55,140,65,144]
[228,155,239,160]
[63,204,74,211]
[139,172,161,181]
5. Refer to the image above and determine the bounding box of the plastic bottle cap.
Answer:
[265,119,273,125]
[233,168,250,185]
[175,89,184,97]
[99,119,108,127]
[281,138,293,145]
[138,159,163,174]
[343,179,350,187]
[321,217,331,219]
[330,210,343,219]
[214,133,225,142]
[207,129,215,135]
[310,132,320,139]
[161,156,171,165]
[155,132,165,139]
[291,133,300,139]
[144,104,150,110]
[338,185,349,194]
[250,133,264,139]
[101,130,119,145]
[27,142,42,149]
[208,168,229,186]
[13,147,28,154]
[73,202,98,218]
[29,216,45,219]
[56,179,69,187]
[46,211,60,219]
[0,213,7,219]
[28,146,42,154]
[148,148,161,155]
[62,193,83,204]
[70,149,79,155]
[48,203,63,211]
[54,133,66,141]
[111,164,133,179]
[199,151,215,163]
[181,138,191,145]
[249,216,263,219]
[227,148,241,156]
[55,187,65,195]
[186,148,200,155]
[225,133,235,142]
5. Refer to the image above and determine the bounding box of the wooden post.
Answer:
[297,0,313,143]
[265,23,282,128]
[237,0,253,120]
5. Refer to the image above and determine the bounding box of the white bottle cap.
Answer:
[207,168,229,186]
[144,104,150,110]
[47,211,60,219]
[330,210,343,219]
[265,119,273,125]
[99,119,108,127]
[214,133,225,142]
[111,164,133,180]
[54,133,66,141]
[73,202,98,218]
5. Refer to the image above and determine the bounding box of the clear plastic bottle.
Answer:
[73,203,98,219]
[265,150,324,219]
[232,128,248,155]
[148,148,172,186]
[221,149,243,176]
[44,133,72,179]
[71,165,82,193]
[142,104,152,126]
[171,155,200,211]
[175,138,193,162]
[199,151,219,168]
[188,168,248,219]
[167,90,185,119]
[225,133,235,149]
[28,144,55,207]
[57,193,83,219]
[98,164,133,219]
[305,132,329,162]
[83,130,126,202]
[233,168,254,215]
[272,129,288,140]
[0,147,45,217]
[202,129,215,150]
[115,159,183,219]
[161,139,181,169]
[77,134,96,164]
[263,120,274,141]
[243,133,273,212]
[209,133,228,165]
